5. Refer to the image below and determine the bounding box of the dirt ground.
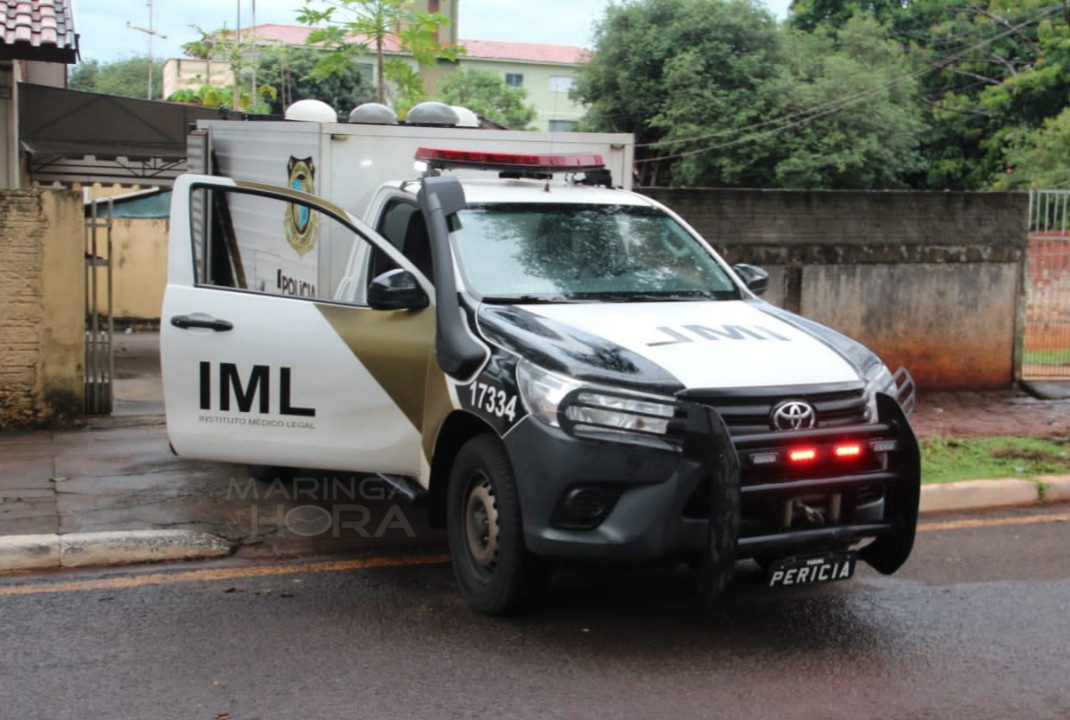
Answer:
[911,390,1069,439]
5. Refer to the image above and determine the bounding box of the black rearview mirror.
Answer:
[368,268,429,311]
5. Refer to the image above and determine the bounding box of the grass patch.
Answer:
[921,436,1070,484]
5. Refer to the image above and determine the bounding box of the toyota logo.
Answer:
[771,400,817,431]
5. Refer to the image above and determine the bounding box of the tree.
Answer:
[789,0,910,33]
[437,68,536,129]
[770,13,925,188]
[994,107,1070,188]
[296,0,462,113]
[573,0,786,186]
[902,0,1066,189]
[69,57,163,100]
[177,26,275,113]
[256,46,376,116]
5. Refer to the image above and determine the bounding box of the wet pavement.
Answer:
[1,505,1068,719]
[0,332,1067,559]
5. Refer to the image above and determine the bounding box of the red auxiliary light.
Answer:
[415,147,606,172]
[788,448,818,463]
[834,443,863,459]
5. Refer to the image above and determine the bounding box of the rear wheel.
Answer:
[446,435,548,614]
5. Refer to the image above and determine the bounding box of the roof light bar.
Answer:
[414,147,606,173]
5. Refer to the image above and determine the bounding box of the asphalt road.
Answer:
[1,506,1068,720]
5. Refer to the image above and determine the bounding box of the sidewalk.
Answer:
[1,332,1067,573]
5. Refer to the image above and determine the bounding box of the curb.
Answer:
[0,530,233,573]
[1,479,1066,573]
[919,475,1070,514]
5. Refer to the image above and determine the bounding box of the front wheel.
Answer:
[446,435,548,614]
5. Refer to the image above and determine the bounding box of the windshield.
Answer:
[450,203,740,302]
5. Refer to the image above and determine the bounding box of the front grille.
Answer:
[682,383,869,436]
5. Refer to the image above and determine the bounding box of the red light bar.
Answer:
[834,443,863,459]
[415,147,606,172]
[788,448,818,463]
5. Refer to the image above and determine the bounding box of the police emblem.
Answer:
[284,157,318,257]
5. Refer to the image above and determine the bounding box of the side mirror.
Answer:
[733,263,769,297]
[368,268,429,311]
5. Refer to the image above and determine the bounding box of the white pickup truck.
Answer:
[162,107,920,613]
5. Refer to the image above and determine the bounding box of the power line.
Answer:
[632,4,1060,165]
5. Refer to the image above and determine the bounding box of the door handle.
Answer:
[170,315,233,332]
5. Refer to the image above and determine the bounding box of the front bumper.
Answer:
[503,393,920,573]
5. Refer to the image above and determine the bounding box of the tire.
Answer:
[446,435,548,615]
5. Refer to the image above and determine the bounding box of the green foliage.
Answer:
[921,436,1070,484]
[574,0,785,186]
[176,26,277,112]
[789,0,909,33]
[887,0,1068,189]
[168,83,277,113]
[69,57,163,100]
[296,0,462,114]
[574,0,921,188]
[256,46,376,116]
[771,13,924,188]
[437,68,536,129]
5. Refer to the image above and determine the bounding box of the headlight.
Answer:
[565,392,675,435]
[515,362,583,428]
[516,362,677,446]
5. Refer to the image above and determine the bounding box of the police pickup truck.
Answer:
[162,146,920,614]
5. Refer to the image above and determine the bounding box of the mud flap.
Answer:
[685,403,742,600]
[860,393,921,574]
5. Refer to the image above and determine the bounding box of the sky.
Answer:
[71,0,793,63]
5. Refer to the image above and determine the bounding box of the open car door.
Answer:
[161,175,435,476]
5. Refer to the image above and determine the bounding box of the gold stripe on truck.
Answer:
[314,304,454,461]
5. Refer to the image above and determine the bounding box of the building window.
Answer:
[505,73,523,88]
[548,120,577,133]
[549,75,574,93]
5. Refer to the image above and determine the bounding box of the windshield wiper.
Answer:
[479,294,578,304]
[570,291,736,302]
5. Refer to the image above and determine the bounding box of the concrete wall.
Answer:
[0,189,85,428]
[87,217,169,322]
[642,188,1029,390]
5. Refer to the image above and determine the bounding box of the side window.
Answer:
[549,75,574,93]
[371,200,433,284]
[505,73,523,88]
[190,185,373,305]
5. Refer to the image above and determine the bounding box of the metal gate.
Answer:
[84,197,114,414]
[1023,190,1070,379]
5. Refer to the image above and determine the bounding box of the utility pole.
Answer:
[249,0,255,110]
[127,0,166,99]
[233,0,241,109]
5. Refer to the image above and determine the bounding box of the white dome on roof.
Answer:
[451,106,480,128]
[285,99,338,123]
[406,101,459,126]
[348,102,398,125]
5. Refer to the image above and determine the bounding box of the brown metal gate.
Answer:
[1023,190,1070,380]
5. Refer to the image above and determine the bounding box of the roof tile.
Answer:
[1,0,78,62]
[243,24,586,66]
[459,39,589,65]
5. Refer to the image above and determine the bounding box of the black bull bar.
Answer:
[681,393,921,580]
